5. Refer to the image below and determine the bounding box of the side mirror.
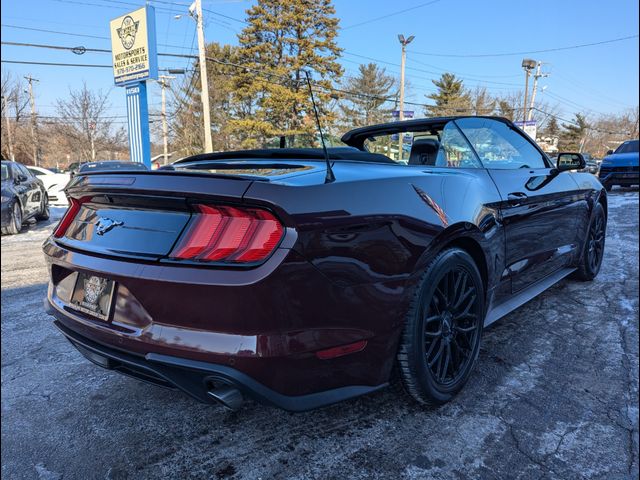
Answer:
[606,149,614,155]
[14,174,28,184]
[556,152,586,172]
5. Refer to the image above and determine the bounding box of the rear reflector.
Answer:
[170,204,284,264]
[316,340,368,360]
[53,197,82,238]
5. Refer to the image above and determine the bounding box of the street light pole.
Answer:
[194,0,213,153]
[397,34,415,122]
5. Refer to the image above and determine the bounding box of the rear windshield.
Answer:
[615,140,639,154]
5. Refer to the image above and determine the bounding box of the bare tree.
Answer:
[1,71,31,161]
[469,87,496,116]
[55,82,125,162]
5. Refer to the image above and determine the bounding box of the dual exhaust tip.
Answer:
[207,385,244,411]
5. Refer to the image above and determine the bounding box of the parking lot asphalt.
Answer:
[1,190,639,480]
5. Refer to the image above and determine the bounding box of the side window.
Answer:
[456,117,548,169]
[17,164,32,178]
[434,122,483,168]
[28,168,43,176]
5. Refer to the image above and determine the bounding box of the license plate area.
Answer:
[70,273,116,321]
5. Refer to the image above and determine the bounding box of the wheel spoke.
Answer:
[433,288,446,313]
[441,343,451,382]
[425,336,441,359]
[454,324,476,333]
[424,328,442,338]
[428,340,444,367]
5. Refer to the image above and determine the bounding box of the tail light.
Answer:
[170,204,284,264]
[53,197,82,238]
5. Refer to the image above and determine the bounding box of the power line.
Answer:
[342,0,444,30]
[1,59,192,74]
[1,24,110,40]
[1,24,198,52]
[531,107,633,136]
[2,59,111,68]
[408,34,640,58]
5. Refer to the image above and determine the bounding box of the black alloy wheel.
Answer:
[574,202,606,281]
[424,267,481,387]
[397,248,485,406]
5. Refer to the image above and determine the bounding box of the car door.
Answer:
[15,164,41,217]
[456,117,585,293]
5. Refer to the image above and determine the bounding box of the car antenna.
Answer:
[303,70,335,183]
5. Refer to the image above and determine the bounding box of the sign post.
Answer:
[110,6,157,168]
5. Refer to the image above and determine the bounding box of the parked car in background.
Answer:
[579,154,599,175]
[598,139,639,191]
[1,160,50,235]
[44,116,607,411]
[27,166,71,205]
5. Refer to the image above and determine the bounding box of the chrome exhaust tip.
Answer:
[207,385,244,411]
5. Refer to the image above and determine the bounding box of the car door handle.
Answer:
[507,192,528,204]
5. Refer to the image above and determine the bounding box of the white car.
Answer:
[26,166,70,205]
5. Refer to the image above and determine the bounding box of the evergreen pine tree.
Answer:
[424,73,471,117]
[560,113,589,151]
[545,116,560,138]
[339,63,395,128]
[231,0,343,148]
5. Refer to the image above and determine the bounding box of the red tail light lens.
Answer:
[53,198,82,238]
[170,204,284,264]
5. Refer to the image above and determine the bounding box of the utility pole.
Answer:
[194,0,213,153]
[158,75,176,164]
[89,121,96,161]
[1,95,16,161]
[521,59,536,125]
[24,75,40,166]
[527,61,548,121]
[397,34,415,122]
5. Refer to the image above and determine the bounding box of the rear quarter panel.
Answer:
[243,165,505,331]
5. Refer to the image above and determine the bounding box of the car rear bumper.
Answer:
[51,317,386,411]
[42,237,404,409]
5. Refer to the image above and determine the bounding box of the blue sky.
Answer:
[1,0,638,134]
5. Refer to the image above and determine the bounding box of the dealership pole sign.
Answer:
[110,6,157,167]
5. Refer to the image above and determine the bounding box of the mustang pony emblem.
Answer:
[95,217,124,236]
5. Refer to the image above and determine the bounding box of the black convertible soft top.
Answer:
[341,116,512,150]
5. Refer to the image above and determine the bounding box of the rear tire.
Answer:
[35,195,50,221]
[573,203,606,281]
[397,248,485,406]
[1,201,23,235]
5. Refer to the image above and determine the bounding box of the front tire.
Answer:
[397,248,485,406]
[1,201,23,235]
[573,203,606,281]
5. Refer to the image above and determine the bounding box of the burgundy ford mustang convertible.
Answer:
[43,116,607,411]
